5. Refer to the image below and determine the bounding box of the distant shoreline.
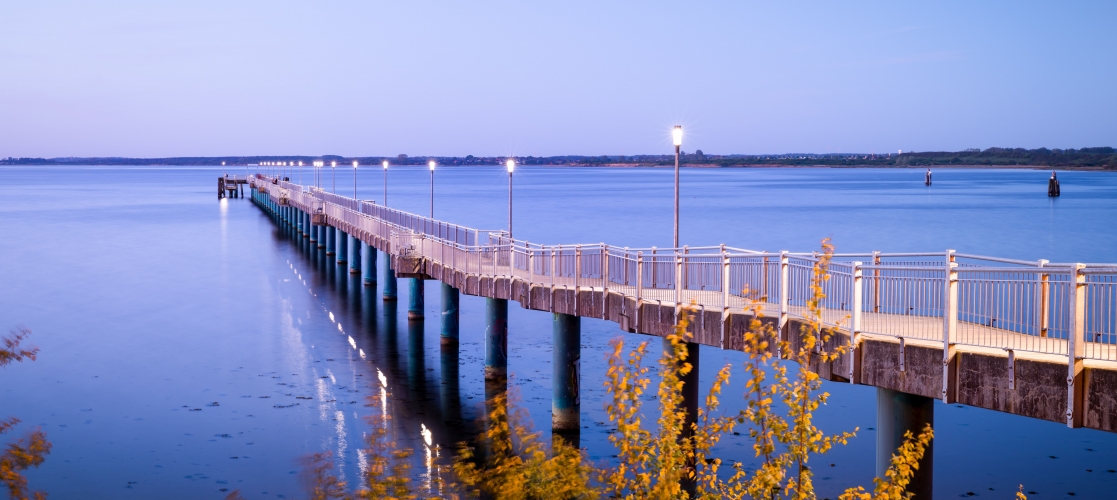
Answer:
[3,163,1113,172]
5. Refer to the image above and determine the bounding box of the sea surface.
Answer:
[2,165,1117,499]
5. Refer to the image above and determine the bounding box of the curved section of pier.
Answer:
[248,174,1117,434]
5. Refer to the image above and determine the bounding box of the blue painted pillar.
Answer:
[349,235,360,274]
[296,209,303,233]
[337,229,348,263]
[309,223,318,243]
[325,227,336,256]
[440,283,459,346]
[362,242,377,286]
[408,279,425,320]
[304,211,311,238]
[485,298,508,381]
[552,312,581,431]
[383,252,397,301]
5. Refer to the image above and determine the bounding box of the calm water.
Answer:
[3,165,1117,499]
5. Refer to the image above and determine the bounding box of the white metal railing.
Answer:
[251,175,1117,365]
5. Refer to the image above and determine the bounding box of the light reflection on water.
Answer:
[1,166,1116,498]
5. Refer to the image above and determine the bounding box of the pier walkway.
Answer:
[246,173,1117,437]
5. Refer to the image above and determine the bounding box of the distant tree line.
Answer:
[3,147,1115,169]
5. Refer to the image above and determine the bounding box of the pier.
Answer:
[248,173,1117,496]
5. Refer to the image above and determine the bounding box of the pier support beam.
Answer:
[440,283,459,346]
[876,387,934,499]
[408,279,425,320]
[362,242,377,285]
[303,211,310,238]
[337,229,348,263]
[552,313,581,433]
[325,226,336,256]
[349,235,360,274]
[485,298,508,381]
[383,253,397,301]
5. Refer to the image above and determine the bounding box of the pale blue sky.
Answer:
[1,1,1114,157]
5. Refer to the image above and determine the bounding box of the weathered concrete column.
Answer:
[317,226,326,249]
[325,226,336,256]
[408,279,425,320]
[349,235,360,274]
[337,229,348,264]
[361,242,377,285]
[383,253,397,301]
[485,298,508,381]
[303,211,311,238]
[552,312,581,432]
[440,283,459,346]
[877,387,934,499]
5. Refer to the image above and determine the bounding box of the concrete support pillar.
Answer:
[408,279,425,320]
[304,212,311,238]
[349,235,360,274]
[337,229,348,263]
[362,242,377,285]
[440,283,459,346]
[441,339,463,432]
[485,298,508,381]
[680,340,700,440]
[877,387,934,499]
[325,226,336,256]
[552,313,581,433]
[383,253,397,301]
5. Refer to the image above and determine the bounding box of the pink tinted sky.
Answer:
[1,1,1114,158]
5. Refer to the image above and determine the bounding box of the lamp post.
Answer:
[506,159,515,240]
[382,161,389,206]
[299,161,303,186]
[428,160,436,218]
[672,125,682,249]
[331,161,337,193]
[353,161,358,198]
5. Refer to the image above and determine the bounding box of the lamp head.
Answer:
[672,125,683,147]
[428,161,436,171]
[506,159,515,173]
[382,161,388,169]
[298,161,303,166]
[353,161,358,168]
[331,161,337,168]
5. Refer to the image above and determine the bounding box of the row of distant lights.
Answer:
[260,159,519,173]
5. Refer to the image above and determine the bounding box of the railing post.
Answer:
[850,261,863,383]
[551,245,557,289]
[942,250,959,403]
[1038,260,1050,337]
[872,251,881,313]
[575,245,582,314]
[636,251,644,332]
[1067,263,1087,428]
[601,244,610,320]
[721,244,729,349]
[779,251,790,339]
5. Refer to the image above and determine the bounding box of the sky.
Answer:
[1,1,1115,158]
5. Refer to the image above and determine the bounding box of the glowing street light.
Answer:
[298,161,303,185]
[331,161,337,193]
[428,161,436,218]
[352,161,359,198]
[672,125,682,248]
[506,159,515,240]
[382,160,389,206]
